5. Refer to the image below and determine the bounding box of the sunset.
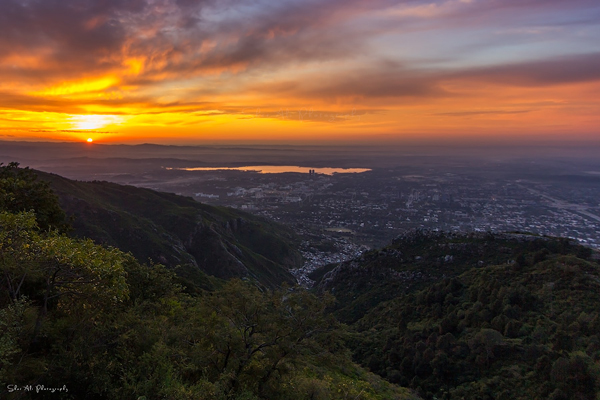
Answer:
[1,0,599,144]
[2,2,600,399]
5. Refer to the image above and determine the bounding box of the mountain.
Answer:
[5,163,599,399]
[311,231,592,323]
[37,171,302,288]
[1,163,418,400]
[311,231,600,399]
[0,212,418,400]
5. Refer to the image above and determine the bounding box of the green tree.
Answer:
[188,280,339,398]
[0,211,129,391]
[0,162,68,232]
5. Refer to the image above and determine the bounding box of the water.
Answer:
[168,165,371,175]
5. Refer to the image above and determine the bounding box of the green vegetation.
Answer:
[0,164,416,399]
[314,231,600,399]
[0,162,68,232]
[313,231,589,324]
[3,163,600,399]
[37,169,302,288]
[0,211,414,399]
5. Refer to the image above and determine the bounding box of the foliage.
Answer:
[0,211,130,390]
[0,162,68,232]
[36,169,302,288]
[11,165,600,399]
[314,230,589,324]
[0,210,414,399]
[343,235,600,400]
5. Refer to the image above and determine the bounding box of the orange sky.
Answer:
[1,0,599,144]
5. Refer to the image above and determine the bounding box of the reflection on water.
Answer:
[168,165,371,175]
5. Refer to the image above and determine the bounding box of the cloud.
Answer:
[450,53,600,86]
[0,0,393,86]
[434,109,534,116]
[295,70,442,100]
[1,0,599,140]
[29,129,119,135]
[245,52,600,103]
[2,0,598,92]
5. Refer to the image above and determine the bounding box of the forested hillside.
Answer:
[312,231,600,399]
[0,163,417,400]
[3,162,599,400]
[37,167,302,288]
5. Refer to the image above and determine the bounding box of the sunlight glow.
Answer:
[34,76,119,96]
[70,114,125,130]
[1,1,598,144]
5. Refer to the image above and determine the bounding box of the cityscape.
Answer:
[119,161,600,284]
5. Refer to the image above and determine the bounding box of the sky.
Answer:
[0,0,599,144]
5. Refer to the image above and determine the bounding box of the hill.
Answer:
[5,162,599,398]
[1,162,419,399]
[312,230,600,399]
[0,212,418,400]
[312,230,592,323]
[37,170,302,288]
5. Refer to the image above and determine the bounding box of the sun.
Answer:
[87,138,93,143]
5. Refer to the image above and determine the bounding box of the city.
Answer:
[127,162,600,284]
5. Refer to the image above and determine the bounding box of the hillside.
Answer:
[312,231,592,323]
[0,213,418,400]
[37,170,302,288]
[1,162,419,400]
[312,231,600,399]
[4,163,599,399]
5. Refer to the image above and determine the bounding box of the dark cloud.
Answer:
[434,110,534,117]
[450,53,600,86]
[245,60,445,101]
[0,0,395,83]
[0,0,214,80]
[1,0,599,116]
[234,106,376,123]
[243,51,600,102]
[1,1,134,65]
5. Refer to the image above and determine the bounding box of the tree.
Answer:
[0,162,68,232]
[0,211,129,391]
[188,280,339,398]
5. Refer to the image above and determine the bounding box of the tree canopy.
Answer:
[0,210,413,400]
[0,162,68,232]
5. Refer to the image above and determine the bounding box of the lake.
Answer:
[169,166,371,175]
